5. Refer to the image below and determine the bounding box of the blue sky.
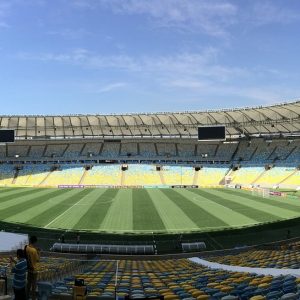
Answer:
[0,0,300,115]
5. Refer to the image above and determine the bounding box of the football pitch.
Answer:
[1,187,300,234]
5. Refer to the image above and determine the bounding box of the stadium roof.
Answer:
[1,101,300,140]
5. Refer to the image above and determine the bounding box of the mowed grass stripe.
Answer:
[212,189,298,219]
[100,189,133,232]
[189,189,280,223]
[27,189,93,227]
[160,189,228,228]
[51,189,104,229]
[0,187,43,205]
[73,189,118,230]
[0,187,27,194]
[0,189,54,211]
[149,189,197,231]
[221,188,300,212]
[205,189,289,221]
[132,189,165,231]
[177,189,256,226]
[5,189,79,223]
[0,188,70,220]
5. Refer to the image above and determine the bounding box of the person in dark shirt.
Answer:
[60,233,65,243]
[10,249,27,300]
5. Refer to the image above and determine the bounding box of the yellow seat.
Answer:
[191,291,205,297]
[258,283,269,288]
[196,295,209,300]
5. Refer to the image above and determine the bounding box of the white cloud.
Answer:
[47,28,91,39]
[74,0,238,37]
[251,1,300,26]
[16,47,247,81]
[0,21,9,28]
[97,82,127,93]
[17,47,299,105]
[0,0,11,29]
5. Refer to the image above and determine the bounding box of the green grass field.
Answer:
[1,187,300,234]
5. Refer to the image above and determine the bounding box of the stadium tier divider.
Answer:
[51,243,155,255]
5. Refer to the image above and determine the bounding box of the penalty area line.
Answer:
[44,195,90,229]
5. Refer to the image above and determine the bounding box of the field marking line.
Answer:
[48,194,113,206]
[44,192,92,228]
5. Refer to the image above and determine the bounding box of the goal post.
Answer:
[252,187,270,198]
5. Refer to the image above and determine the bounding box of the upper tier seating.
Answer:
[139,143,157,158]
[120,143,138,157]
[101,143,120,158]
[0,138,299,163]
[29,145,46,158]
[63,144,84,159]
[81,143,102,157]
[157,143,177,157]
[177,144,195,158]
[44,144,67,157]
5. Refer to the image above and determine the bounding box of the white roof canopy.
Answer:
[1,101,299,139]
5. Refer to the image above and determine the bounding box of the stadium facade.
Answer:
[0,101,299,189]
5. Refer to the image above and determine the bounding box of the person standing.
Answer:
[10,249,27,300]
[60,233,65,243]
[25,236,40,300]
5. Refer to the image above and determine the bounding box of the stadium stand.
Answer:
[0,165,15,185]
[29,145,46,158]
[195,167,229,186]
[0,102,300,299]
[7,145,29,157]
[120,142,138,157]
[41,165,84,186]
[177,143,196,158]
[2,254,300,299]
[1,161,300,188]
[139,142,157,158]
[283,169,300,186]
[231,167,265,186]
[163,166,194,186]
[26,165,51,186]
[214,143,238,161]
[234,140,259,162]
[101,143,120,158]
[206,248,300,269]
[44,144,67,158]
[123,164,162,186]
[81,143,102,157]
[81,165,121,185]
[156,143,177,157]
[255,167,298,187]
[196,144,218,159]
[63,144,84,159]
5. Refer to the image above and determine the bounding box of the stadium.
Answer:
[2,1,300,299]
[1,101,300,299]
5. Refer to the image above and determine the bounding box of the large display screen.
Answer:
[198,126,226,141]
[0,130,15,143]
